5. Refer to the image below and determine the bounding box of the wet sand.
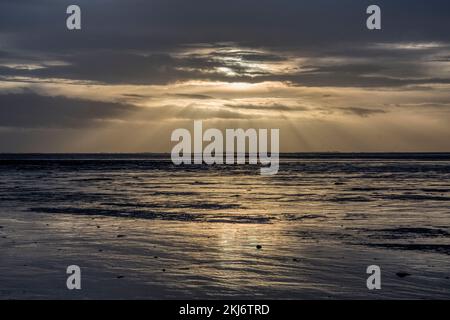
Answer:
[1,154,449,299]
[1,209,449,299]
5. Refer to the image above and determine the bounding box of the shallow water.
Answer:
[0,153,449,299]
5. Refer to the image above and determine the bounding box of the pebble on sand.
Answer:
[396,272,411,278]
[256,245,262,250]
[117,234,126,238]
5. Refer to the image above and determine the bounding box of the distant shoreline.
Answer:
[1,152,450,159]
[1,152,450,155]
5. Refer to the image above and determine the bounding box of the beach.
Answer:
[1,154,449,299]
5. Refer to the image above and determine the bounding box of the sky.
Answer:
[0,0,449,152]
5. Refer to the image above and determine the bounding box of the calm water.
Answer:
[1,153,449,299]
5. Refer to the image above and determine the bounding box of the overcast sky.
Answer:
[0,0,449,152]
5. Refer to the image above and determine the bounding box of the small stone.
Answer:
[117,234,126,238]
[256,245,262,250]
[293,258,300,262]
[396,272,411,278]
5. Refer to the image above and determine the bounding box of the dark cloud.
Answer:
[0,52,191,85]
[274,73,450,88]
[0,92,262,130]
[208,50,286,62]
[0,93,137,128]
[0,0,449,87]
[1,0,449,51]
[168,94,215,100]
[338,107,387,117]
[0,49,278,85]
[121,93,151,98]
[2,45,449,88]
[393,102,450,109]
[225,103,308,112]
[430,55,450,62]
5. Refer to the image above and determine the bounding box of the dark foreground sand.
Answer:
[1,209,449,299]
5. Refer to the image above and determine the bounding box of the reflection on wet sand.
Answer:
[0,154,449,299]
